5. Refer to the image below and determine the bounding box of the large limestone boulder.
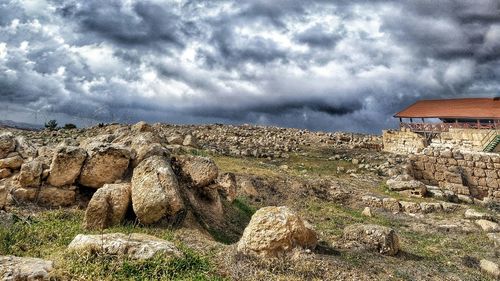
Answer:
[0,255,53,280]
[17,160,43,188]
[84,183,131,230]
[386,175,427,197]
[176,155,218,188]
[47,146,87,187]
[131,156,184,225]
[37,186,76,207]
[237,206,317,257]
[0,133,16,159]
[130,133,169,168]
[79,143,131,188]
[68,233,182,260]
[0,155,23,170]
[343,224,400,256]
[14,136,38,160]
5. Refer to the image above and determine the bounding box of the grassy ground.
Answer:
[0,209,225,280]
[2,146,497,280]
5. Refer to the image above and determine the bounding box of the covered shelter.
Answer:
[394,98,500,133]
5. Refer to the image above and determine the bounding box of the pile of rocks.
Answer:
[156,124,382,158]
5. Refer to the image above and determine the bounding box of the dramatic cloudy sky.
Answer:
[0,0,499,133]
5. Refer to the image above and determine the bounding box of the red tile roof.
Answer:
[394,98,500,119]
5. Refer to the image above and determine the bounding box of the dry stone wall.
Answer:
[382,129,426,154]
[409,147,500,202]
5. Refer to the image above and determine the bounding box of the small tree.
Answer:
[63,123,77,130]
[44,119,58,131]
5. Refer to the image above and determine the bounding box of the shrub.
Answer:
[44,119,58,130]
[63,123,77,130]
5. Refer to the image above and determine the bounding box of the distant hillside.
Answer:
[0,120,43,131]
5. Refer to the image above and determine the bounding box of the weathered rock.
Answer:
[419,202,442,214]
[167,135,184,145]
[47,146,87,187]
[131,121,153,133]
[37,186,76,207]
[400,201,421,213]
[131,156,184,225]
[0,133,16,159]
[217,172,237,202]
[362,207,373,217]
[79,143,131,188]
[0,186,7,209]
[11,187,38,202]
[0,168,11,179]
[176,155,218,188]
[17,160,43,188]
[0,155,23,170]
[237,206,317,257]
[84,183,131,230]
[386,176,427,197]
[480,259,500,279]
[240,178,258,197]
[14,136,38,160]
[130,134,169,168]
[475,219,500,232]
[464,209,494,221]
[182,134,198,148]
[68,233,182,260]
[0,255,53,280]
[343,224,400,256]
[382,198,401,213]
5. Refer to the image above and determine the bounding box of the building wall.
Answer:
[382,129,426,154]
[430,128,493,151]
[410,147,500,202]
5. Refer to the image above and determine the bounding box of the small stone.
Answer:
[480,259,500,279]
[362,207,373,217]
[343,224,400,256]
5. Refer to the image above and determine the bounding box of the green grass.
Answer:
[304,199,401,237]
[232,197,256,218]
[55,247,225,281]
[0,209,225,280]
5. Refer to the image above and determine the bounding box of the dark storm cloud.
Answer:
[58,0,188,48]
[0,0,499,133]
[295,24,342,48]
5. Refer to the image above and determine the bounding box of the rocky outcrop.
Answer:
[176,155,218,188]
[237,206,317,257]
[84,183,131,230]
[0,255,53,280]
[79,143,131,188]
[343,224,400,256]
[17,159,43,188]
[130,133,169,168]
[217,173,237,202]
[68,233,182,260]
[386,175,427,197]
[37,186,76,207]
[47,146,87,187]
[0,155,23,170]
[131,156,184,225]
[0,133,16,159]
